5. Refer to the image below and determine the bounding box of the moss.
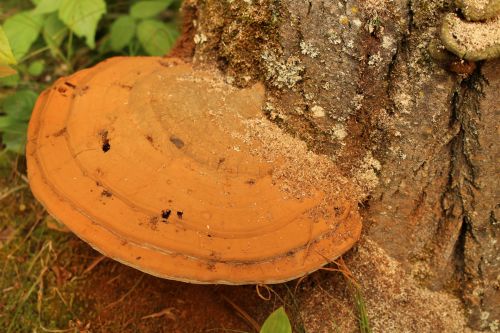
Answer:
[192,0,282,87]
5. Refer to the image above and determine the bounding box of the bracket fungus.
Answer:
[27,57,361,284]
[440,1,500,61]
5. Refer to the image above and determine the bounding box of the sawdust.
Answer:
[353,239,476,333]
[237,118,363,205]
[300,238,480,333]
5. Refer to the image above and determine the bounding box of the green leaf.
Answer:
[43,13,67,55]
[28,59,45,76]
[58,0,106,49]
[130,0,173,19]
[0,116,14,129]
[2,130,28,153]
[0,73,20,87]
[3,12,43,61]
[110,15,136,52]
[136,19,178,56]
[33,0,63,14]
[0,27,17,65]
[260,307,292,333]
[1,90,38,121]
[0,90,37,154]
[97,35,112,54]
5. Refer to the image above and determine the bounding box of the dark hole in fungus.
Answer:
[102,141,110,152]
[64,81,76,89]
[100,130,110,152]
[177,211,183,219]
[169,136,184,149]
[161,209,172,220]
[246,179,256,185]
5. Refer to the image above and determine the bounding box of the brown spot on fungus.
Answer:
[52,127,67,137]
[101,189,112,197]
[26,57,362,284]
[169,135,185,149]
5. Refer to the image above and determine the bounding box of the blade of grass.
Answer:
[353,286,371,333]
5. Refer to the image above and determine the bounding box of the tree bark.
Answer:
[174,0,499,331]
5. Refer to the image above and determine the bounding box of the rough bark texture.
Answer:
[174,0,499,331]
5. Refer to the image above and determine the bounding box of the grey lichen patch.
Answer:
[261,50,304,89]
[441,13,500,61]
[456,0,500,21]
[326,29,342,45]
[264,101,288,121]
[331,124,347,141]
[368,52,383,66]
[354,152,382,192]
[310,105,325,118]
[300,41,320,58]
[193,32,207,44]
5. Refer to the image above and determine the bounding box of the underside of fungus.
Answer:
[27,57,361,284]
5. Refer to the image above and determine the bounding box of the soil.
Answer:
[28,224,366,333]
[64,238,276,333]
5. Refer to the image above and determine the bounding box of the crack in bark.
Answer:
[431,67,486,305]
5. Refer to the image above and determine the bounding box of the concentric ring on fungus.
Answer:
[27,57,361,284]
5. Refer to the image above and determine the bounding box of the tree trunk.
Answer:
[173,0,499,331]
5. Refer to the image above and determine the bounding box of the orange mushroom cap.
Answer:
[27,57,361,284]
